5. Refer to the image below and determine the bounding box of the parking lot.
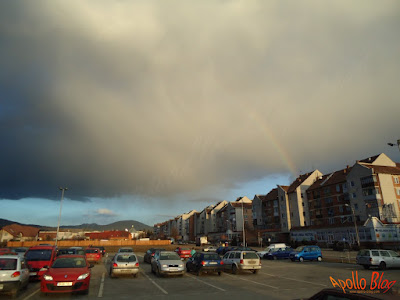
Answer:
[3,252,400,300]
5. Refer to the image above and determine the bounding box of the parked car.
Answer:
[219,246,234,255]
[289,245,322,262]
[356,249,400,270]
[85,248,102,264]
[57,248,85,256]
[151,251,185,277]
[40,255,92,295]
[118,247,134,253]
[109,252,139,278]
[174,247,192,259]
[265,247,293,260]
[232,247,257,252]
[222,250,261,274]
[257,244,288,258]
[25,245,57,280]
[144,248,166,264]
[12,247,29,258]
[202,245,217,252]
[186,252,224,276]
[0,255,30,298]
[216,246,226,255]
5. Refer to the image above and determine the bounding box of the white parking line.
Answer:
[141,270,168,295]
[185,273,226,292]
[22,288,40,300]
[98,272,105,297]
[224,273,279,289]
[261,272,327,287]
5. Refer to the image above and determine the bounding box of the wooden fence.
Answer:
[7,239,171,248]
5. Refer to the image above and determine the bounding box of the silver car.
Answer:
[151,251,185,277]
[356,249,400,270]
[222,251,262,274]
[109,253,139,278]
[0,255,30,298]
[118,247,134,253]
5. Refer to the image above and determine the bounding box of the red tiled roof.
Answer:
[362,163,400,175]
[308,167,351,191]
[2,224,40,238]
[265,188,278,201]
[287,172,314,193]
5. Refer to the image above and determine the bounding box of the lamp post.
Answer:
[241,200,246,247]
[345,204,360,247]
[55,187,67,247]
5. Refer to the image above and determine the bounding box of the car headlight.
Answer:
[179,264,183,268]
[162,264,168,268]
[294,254,298,257]
[43,274,53,281]
[77,273,90,280]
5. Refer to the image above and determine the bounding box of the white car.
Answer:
[203,246,217,252]
[0,255,30,298]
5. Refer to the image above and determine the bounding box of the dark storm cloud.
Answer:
[1,1,399,201]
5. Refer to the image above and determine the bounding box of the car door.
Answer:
[379,250,392,268]
[20,258,30,286]
[388,250,400,267]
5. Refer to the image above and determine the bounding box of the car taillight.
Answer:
[135,262,139,267]
[240,259,243,264]
[11,271,20,278]
[220,261,224,265]
[151,253,155,256]
[201,261,206,266]
[113,263,118,267]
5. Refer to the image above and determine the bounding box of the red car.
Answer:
[41,255,92,295]
[25,245,57,280]
[85,248,102,264]
[175,247,192,259]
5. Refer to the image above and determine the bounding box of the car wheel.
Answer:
[299,257,304,262]
[218,271,222,276]
[317,256,322,262]
[252,270,258,274]
[232,264,237,275]
[151,265,155,274]
[379,262,386,270]
[363,265,370,270]
[290,258,294,262]
[273,256,277,260]
[156,267,161,277]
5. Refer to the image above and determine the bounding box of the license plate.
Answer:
[169,268,178,271]
[57,282,73,287]
[30,272,37,276]
[209,262,217,265]
[249,261,256,264]
[0,284,3,290]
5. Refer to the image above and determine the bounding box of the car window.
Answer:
[235,252,241,259]
[295,246,305,252]
[160,253,180,260]
[357,250,369,256]
[243,252,259,259]
[223,253,230,259]
[203,254,220,260]
[52,257,86,268]
[379,251,390,257]
[388,250,400,257]
[371,251,380,256]
[0,258,17,270]
[228,252,234,259]
[116,254,137,262]
[26,249,53,261]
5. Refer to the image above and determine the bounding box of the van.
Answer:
[25,245,57,280]
[222,250,262,274]
[289,245,322,262]
[257,243,288,258]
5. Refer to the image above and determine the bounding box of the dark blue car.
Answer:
[186,252,224,276]
[264,247,293,260]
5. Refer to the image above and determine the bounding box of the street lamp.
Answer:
[55,187,67,247]
[241,200,246,247]
[345,204,360,247]
[387,139,400,152]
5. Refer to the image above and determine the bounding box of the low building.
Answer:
[0,224,40,243]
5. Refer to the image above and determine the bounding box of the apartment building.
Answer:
[252,194,267,229]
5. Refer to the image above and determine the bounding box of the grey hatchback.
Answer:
[109,253,139,278]
[356,249,400,270]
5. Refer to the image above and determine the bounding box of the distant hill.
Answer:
[0,218,152,232]
[61,220,153,231]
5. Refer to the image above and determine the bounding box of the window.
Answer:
[343,183,347,192]
[395,177,399,184]
[379,251,390,257]
[350,181,355,187]
[354,204,358,210]
[329,218,335,224]
[301,193,304,199]
[352,193,356,198]
[303,212,306,216]
[339,206,343,213]
[336,184,340,192]
[396,188,400,196]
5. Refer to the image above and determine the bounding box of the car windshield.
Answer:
[203,254,220,260]
[86,249,99,253]
[117,254,137,262]
[119,248,133,252]
[160,253,180,260]
[295,246,305,252]
[243,252,259,259]
[52,257,87,268]
[26,249,52,261]
[0,258,17,270]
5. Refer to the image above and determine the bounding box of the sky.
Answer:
[1,0,399,227]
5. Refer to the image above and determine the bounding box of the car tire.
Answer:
[299,257,304,262]
[156,267,161,277]
[252,270,258,274]
[317,256,322,262]
[218,271,222,276]
[363,265,370,270]
[133,273,137,278]
[232,264,237,275]
[379,262,386,270]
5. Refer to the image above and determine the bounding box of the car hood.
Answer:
[47,268,89,280]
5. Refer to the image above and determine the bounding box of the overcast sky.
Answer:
[1,0,399,227]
